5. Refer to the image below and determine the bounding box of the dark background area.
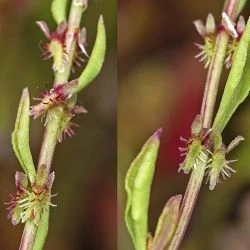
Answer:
[0,0,116,249]
[118,1,250,250]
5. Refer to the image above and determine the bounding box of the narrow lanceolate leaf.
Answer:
[213,17,250,133]
[237,0,248,16]
[150,195,182,250]
[11,88,36,179]
[76,15,106,93]
[33,208,49,250]
[51,0,68,24]
[125,128,162,250]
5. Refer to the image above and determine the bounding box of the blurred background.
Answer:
[118,1,250,250]
[0,0,116,249]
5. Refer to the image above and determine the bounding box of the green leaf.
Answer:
[33,208,49,250]
[76,15,106,93]
[150,195,182,250]
[213,17,250,133]
[11,88,36,179]
[51,0,68,24]
[237,0,248,16]
[125,128,162,250]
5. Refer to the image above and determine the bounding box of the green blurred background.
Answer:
[118,1,250,250]
[0,0,116,249]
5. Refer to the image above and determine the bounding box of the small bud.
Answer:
[193,20,206,37]
[191,114,202,137]
[57,105,87,142]
[74,0,88,9]
[194,14,217,68]
[206,13,216,34]
[72,105,88,114]
[236,16,246,36]
[15,172,28,189]
[222,12,238,38]
[70,27,89,73]
[206,135,244,190]
[30,80,78,123]
[212,132,223,150]
[224,16,246,69]
[34,165,49,192]
[36,21,50,39]
[78,27,89,57]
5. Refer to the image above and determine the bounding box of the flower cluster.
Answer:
[57,105,87,142]
[179,115,210,174]
[30,79,86,139]
[36,20,89,73]
[194,13,246,69]
[30,79,78,124]
[179,115,244,190]
[5,171,56,226]
[224,15,246,68]
[194,13,217,68]
[205,134,244,190]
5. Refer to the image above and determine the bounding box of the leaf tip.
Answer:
[154,128,163,139]
[167,194,183,207]
[22,87,29,96]
[99,14,104,24]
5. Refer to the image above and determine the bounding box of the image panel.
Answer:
[0,0,116,249]
[118,1,250,250]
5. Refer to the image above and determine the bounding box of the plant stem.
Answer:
[168,1,240,249]
[54,0,85,83]
[38,0,85,173]
[167,159,207,250]
[201,0,239,128]
[19,1,86,249]
[200,31,229,128]
[19,222,37,250]
[37,110,63,173]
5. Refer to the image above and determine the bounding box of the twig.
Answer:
[19,1,86,249]
[168,1,240,249]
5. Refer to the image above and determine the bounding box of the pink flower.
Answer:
[57,105,87,142]
[30,80,78,123]
[5,171,56,226]
[36,21,89,73]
